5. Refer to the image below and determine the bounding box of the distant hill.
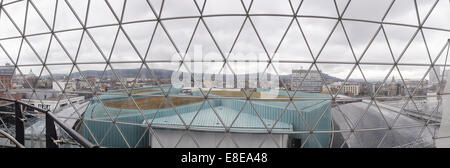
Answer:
[55,69,175,80]
[279,73,343,82]
[47,68,343,82]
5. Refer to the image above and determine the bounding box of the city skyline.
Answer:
[1,0,449,82]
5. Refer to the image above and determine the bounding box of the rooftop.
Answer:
[148,106,293,133]
[0,66,14,76]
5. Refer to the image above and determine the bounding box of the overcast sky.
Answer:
[0,0,449,81]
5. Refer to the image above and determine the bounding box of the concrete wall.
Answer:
[151,129,288,148]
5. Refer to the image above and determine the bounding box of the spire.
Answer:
[28,69,35,77]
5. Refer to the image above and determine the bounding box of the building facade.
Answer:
[429,66,441,84]
[323,82,360,96]
[291,69,322,93]
[0,64,14,90]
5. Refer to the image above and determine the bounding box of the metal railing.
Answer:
[0,97,98,148]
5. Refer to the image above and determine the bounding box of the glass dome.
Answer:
[0,0,449,148]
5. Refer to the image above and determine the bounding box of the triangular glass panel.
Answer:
[88,26,119,57]
[160,0,199,18]
[122,0,155,22]
[145,26,180,62]
[0,46,14,66]
[0,10,21,38]
[423,0,450,30]
[65,0,89,25]
[76,29,110,63]
[104,0,125,20]
[122,21,157,57]
[30,0,57,27]
[353,100,392,131]
[25,34,52,59]
[341,20,381,58]
[398,31,431,64]
[422,29,450,63]
[86,0,118,27]
[227,21,269,62]
[299,0,339,18]
[384,0,419,26]
[146,0,163,17]
[273,21,314,62]
[250,16,293,54]
[45,36,74,64]
[360,31,395,64]
[335,0,350,16]
[25,3,51,35]
[2,0,26,34]
[383,24,418,59]
[344,0,393,21]
[316,24,356,62]
[162,18,198,54]
[54,0,83,31]
[416,0,437,23]
[0,38,22,63]
[17,38,47,65]
[203,0,245,15]
[249,0,294,15]
[185,23,225,62]
[109,31,143,62]
[203,16,246,53]
[54,30,84,59]
[298,17,337,57]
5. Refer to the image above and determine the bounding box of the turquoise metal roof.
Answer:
[147,106,293,133]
